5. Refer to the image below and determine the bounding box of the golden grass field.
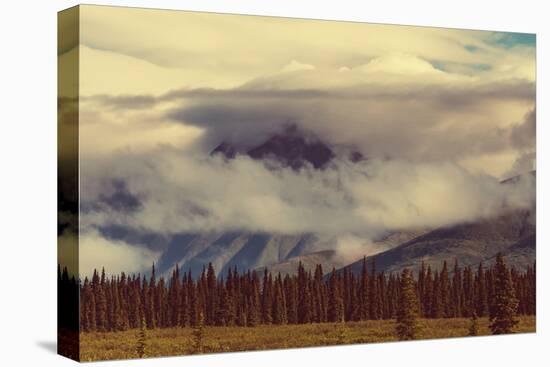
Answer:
[79,316,536,361]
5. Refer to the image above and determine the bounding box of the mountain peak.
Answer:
[210,125,336,170]
[246,129,335,170]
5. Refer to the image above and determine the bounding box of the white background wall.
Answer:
[0,0,547,366]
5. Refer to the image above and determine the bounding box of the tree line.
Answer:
[65,255,534,332]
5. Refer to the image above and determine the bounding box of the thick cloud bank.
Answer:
[80,149,534,239]
[167,79,535,171]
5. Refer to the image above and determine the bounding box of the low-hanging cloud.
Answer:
[507,107,536,177]
[80,148,534,242]
[510,108,536,150]
[79,229,160,278]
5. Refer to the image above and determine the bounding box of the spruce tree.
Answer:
[128,276,141,329]
[118,273,130,330]
[417,262,426,316]
[247,271,261,326]
[475,263,487,317]
[225,268,237,326]
[378,272,387,319]
[328,268,344,323]
[451,260,463,318]
[80,278,92,332]
[284,274,298,324]
[439,261,450,317]
[168,266,181,327]
[423,266,433,318]
[180,271,192,327]
[272,275,287,324]
[148,264,157,328]
[261,270,273,324]
[431,272,442,318]
[189,276,199,327]
[462,266,474,318]
[369,258,379,319]
[395,268,419,340]
[141,277,153,329]
[359,257,369,320]
[206,263,217,325]
[111,276,122,330]
[216,281,229,326]
[155,277,167,327]
[297,262,312,323]
[313,265,325,323]
[93,269,108,331]
[490,254,519,334]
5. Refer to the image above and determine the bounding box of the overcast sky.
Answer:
[58,5,536,276]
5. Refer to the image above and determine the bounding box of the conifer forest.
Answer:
[68,257,534,332]
[58,254,535,360]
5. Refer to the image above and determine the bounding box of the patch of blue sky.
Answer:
[488,32,535,49]
[464,44,479,53]
[432,60,491,73]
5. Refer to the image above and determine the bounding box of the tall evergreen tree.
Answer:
[328,268,344,323]
[297,262,312,323]
[451,260,463,318]
[272,275,287,325]
[369,258,379,319]
[80,278,93,332]
[206,263,217,325]
[395,268,419,340]
[128,275,141,329]
[462,266,474,317]
[439,261,450,317]
[475,263,487,317]
[359,257,369,320]
[417,262,426,317]
[423,266,433,318]
[93,269,108,331]
[261,270,273,324]
[119,273,130,330]
[284,274,298,324]
[431,271,442,318]
[490,254,519,334]
[248,271,261,327]
[313,265,326,323]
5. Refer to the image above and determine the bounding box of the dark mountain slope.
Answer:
[155,232,322,278]
[342,208,535,275]
[484,232,536,270]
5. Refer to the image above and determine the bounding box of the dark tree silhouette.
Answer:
[395,268,419,340]
[490,253,519,334]
[75,256,534,332]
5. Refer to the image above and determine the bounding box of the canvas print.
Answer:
[58,5,536,362]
